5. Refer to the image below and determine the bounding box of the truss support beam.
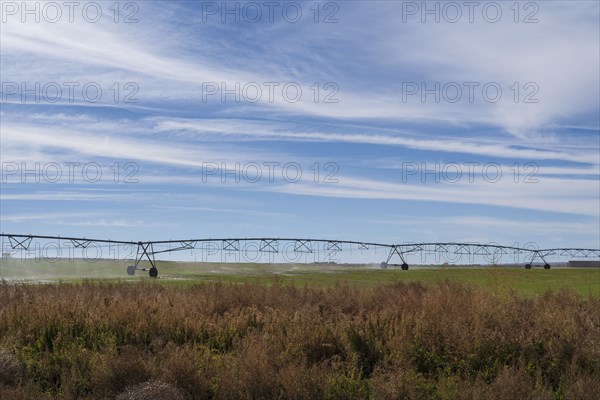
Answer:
[326,241,342,251]
[222,240,239,252]
[71,239,91,248]
[7,235,33,250]
[383,246,409,270]
[435,244,449,253]
[130,242,158,278]
[180,241,195,250]
[294,240,313,253]
[525,250,551,269]
[259,239,279,253]
[454,244,472,255]
[474,246,491,256]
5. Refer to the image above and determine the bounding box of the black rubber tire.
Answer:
[525,264,532,269]
[126,265,136,276]
[380,262,388,269]
[401,263,409,270]
[544,264,551,269]
[149,267,158,278]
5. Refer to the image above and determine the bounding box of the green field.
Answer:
[1,258,598,297]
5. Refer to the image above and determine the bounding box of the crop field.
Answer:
[1,258,599,297]
[0,260,599,399]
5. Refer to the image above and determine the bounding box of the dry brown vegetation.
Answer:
[0,281,598,399]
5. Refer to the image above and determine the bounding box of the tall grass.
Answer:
[0,281,598,399]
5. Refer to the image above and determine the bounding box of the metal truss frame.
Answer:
[259,239,279,253]
[2,233,598,278]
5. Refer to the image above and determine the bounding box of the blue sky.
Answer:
[1,0,599,255]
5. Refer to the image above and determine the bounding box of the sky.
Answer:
[0,0,599,262]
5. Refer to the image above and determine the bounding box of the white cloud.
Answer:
[1,2,597,132]
[153,117,599,164]
[267,174,600,217]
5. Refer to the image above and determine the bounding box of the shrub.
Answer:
[0,348,20,385]
[116,380,187,400]
[0,281,597,399]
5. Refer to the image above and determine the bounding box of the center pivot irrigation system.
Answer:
[2,233,599,278]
